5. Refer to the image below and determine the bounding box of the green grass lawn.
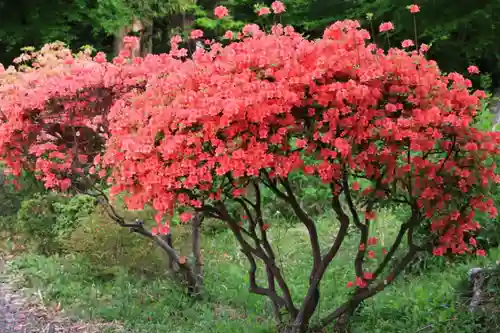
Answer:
[5,209,500,333]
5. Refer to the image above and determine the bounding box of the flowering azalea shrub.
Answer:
[1,2,499,332]
[0,38,205,294]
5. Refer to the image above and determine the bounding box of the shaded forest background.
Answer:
[2,0,500,92]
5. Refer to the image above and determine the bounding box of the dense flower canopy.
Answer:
[0,38,182,189]
[0,16,499,254]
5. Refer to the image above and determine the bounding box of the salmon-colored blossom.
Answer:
[0,8,497,267]
[271,1,286,14]
[419,43,430,53]
[190,29,204,39]
[365,211,376,220]
[379,22,394,32]
[258,7,271,16]
[408,4,420,13]
[352,182,360,191]
[467,65,480,74]
[214,5,229,19]
[401,39,414,48]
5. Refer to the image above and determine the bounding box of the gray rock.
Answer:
[489,87,500,128]
[468,267,483,281]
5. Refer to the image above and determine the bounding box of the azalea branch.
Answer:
[291,196,351,330]
[280,177,322,275]
[235,198,258,230]
[261,170,289,200]
[253,181,277,260]
[341,172,368,279]
[191,213,204,292]
[233,182,282,320]
[215,201,298,318]
[242,248,287,312]
[76,182,203,294]
[315,246,419,330]
[436,135,457,176]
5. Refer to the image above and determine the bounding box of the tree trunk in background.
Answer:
[113,26,127,56]
[160,233,177,273]
[182,12,196,55]
[153,10,195,54]
[140,20,153,56]
[113,17,144,57]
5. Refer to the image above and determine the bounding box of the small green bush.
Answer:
[52,195,96,241]
[15,193,96,254]
[476,184,500,250]
[64,206,168,277]
[16,193,68,254]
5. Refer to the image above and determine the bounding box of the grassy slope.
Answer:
[5,209,500,333]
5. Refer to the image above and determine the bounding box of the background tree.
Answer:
[90,0,195,56]
[0,0,112,65]
[0,0,194,65]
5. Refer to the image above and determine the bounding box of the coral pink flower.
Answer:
[258,7,271,16]
[401,39,414,48]
[190,29,204,39]
[379,22,394,33]
[419,43,430,53]
[408,4,420,13]
[271,1,286,14]
[170,35,182,44]
[352,181,360,191]
[214,5,229,19]
[365,211,376,220]
[467,65,480,74]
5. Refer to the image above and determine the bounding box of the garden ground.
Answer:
[1,208,499,333]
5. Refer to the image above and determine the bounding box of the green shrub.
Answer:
[16,193,68,254]
[0,173,29,233]
[15,193,96,254]
[476,183,500,250]
[52,195,97,241]
[64,205,168,277]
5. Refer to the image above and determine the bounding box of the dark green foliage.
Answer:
[348,0,500,82]
[52,195,97,240]
[16,193,68,254]
[0,169,45,233]
[63,205,168,277]
[15,193,96,254]
[0,0,192,65]
[0,0,113,65]
[472,101,500,250]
